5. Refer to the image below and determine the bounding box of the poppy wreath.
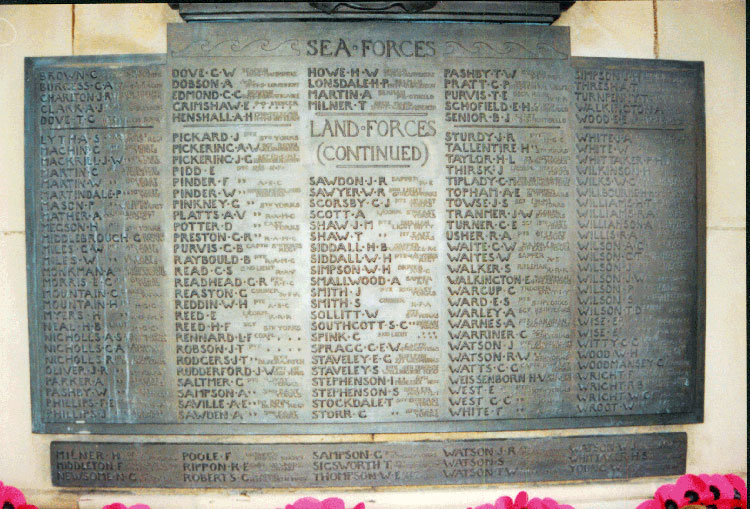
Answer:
[0,482,37,509]
[637,474,747,509]
[469,491,575,509]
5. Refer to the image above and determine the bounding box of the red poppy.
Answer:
[285,497,365,509]
[468,491,574,509]
[656,474,709,508]
[697,474,739,508]
[726,474,748,504]
[639,474,747,509]
[638,500,665,509]
[102,504,150,509]
[0,482,37,509]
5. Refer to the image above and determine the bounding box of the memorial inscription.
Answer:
[51,433,687,488]
[26,56,174,427]
[571,57,704,418]
[27,23,704,434]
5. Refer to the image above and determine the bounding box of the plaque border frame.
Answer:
[26,53,705,435]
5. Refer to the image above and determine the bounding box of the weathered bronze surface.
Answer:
[51,432,686,488]
[25,55,170,432]
[27,22,704,435]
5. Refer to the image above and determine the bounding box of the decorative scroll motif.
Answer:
[443,40,567,59]
[310,2,438,13]
[170,38,301,58]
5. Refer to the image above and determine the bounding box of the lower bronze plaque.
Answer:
[51,433,685,488]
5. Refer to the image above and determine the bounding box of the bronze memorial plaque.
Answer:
[51,433,686,487]
[25,55,172,431]
[27,22,704,435]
